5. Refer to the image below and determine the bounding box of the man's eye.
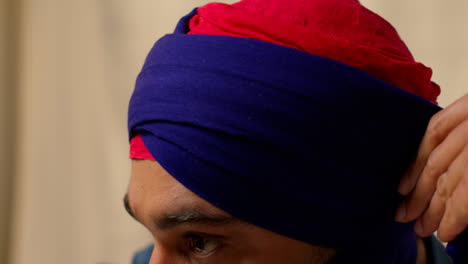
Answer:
[185,234,220,257]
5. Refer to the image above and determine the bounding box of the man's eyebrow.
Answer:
[124,192,235,229]
[123,193,137,220]
[157,208,235,230]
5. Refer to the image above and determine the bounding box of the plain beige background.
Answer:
[1,0,18,263]
[0,0,467,263]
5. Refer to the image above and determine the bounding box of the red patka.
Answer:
[130,135,156,160]
[188,0,440,103]
[130,0,441,161]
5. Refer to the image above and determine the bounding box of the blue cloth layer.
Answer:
[446,229,468,264]
[128,10,443,263]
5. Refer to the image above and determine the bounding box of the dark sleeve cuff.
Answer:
[423,235,452,264]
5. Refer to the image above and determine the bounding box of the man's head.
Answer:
[126,159,337,264]
[126,0,442,262]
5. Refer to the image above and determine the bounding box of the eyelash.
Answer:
[183,233,221,258]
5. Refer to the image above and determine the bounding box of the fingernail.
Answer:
[438,214,454,242]
[414,220,423,235]
[395,203,407,222]
[436,230,449,242]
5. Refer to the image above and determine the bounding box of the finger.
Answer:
[398,94,468,196]
[415,144,468,236]
[395,118,468,222]
[397,110,445,196]
[413,173,447,237]
[437,166,468,242]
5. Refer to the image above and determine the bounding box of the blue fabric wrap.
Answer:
[446,229,468,264]
[128,10,443,263]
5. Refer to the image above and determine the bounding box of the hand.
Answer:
[395,93,468,242]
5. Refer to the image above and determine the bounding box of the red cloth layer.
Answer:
[188,0,440,103]
[130,0,441,160]
[130,135,155,160]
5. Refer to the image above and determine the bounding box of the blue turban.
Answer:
[128,9,442,263]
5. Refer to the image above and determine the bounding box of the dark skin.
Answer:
[126,159,429,264]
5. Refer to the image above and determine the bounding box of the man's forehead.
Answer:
[128,159,232,225]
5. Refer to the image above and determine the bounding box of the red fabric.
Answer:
[130,0,441,160]
[130,135,156,160]
[188,0,440,103]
